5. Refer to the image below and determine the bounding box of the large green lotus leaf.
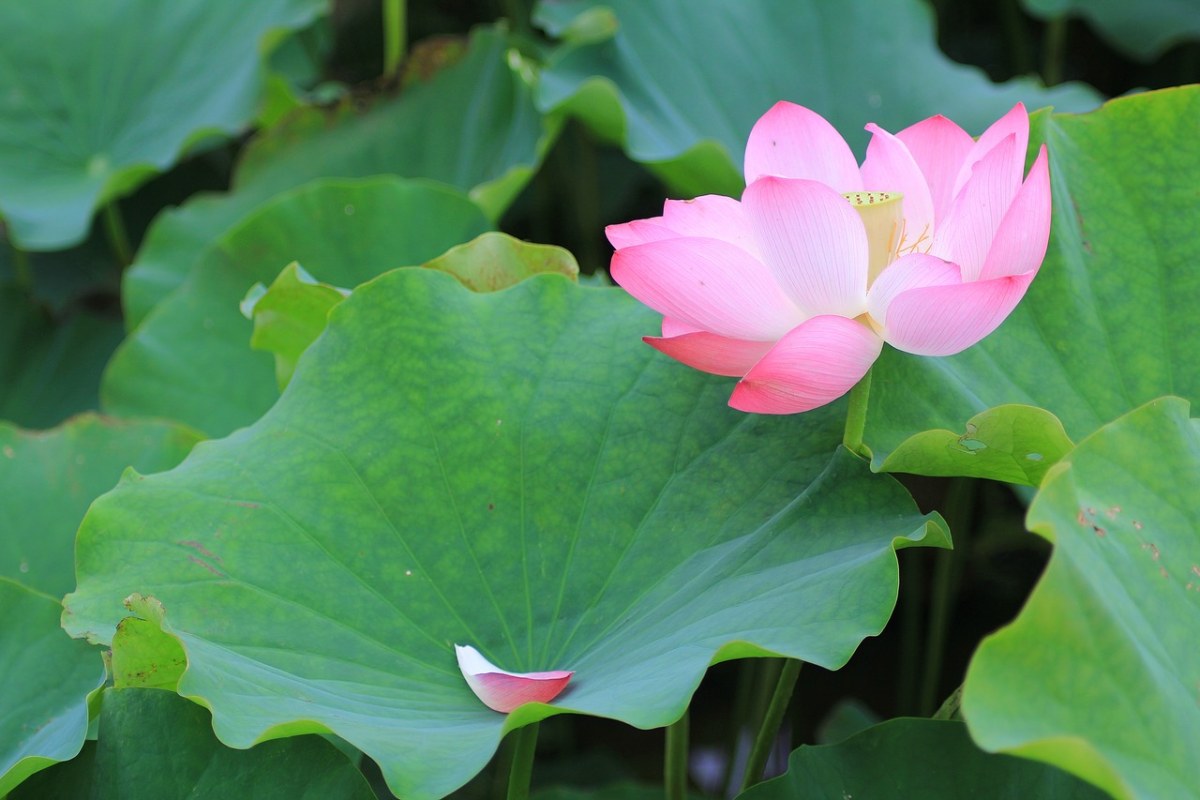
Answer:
[1021,0,1200,59]
[963,397,1200,799]
[533,0,1100,198]
[244,234,580,389]
[738,718,1105,799]
[101,178,491,437]
[0,580,104,796]
[0,290,124,429]
[0,413,200,597]
[864,87,1200,476]
[0,0,327,250]
[65,270,947,799]
[9,688,375,800]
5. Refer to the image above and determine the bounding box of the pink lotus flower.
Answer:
[608,102,1050,414]
[455,644,573,713]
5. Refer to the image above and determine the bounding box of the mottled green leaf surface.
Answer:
[880,405,1074,486]
[738,718,1105,799]
[964,397,1200,799]
[1022,0,1200,59]
[865,87,1200,473]
[10,689,375,800]
[0,580,104,796]
[102,178,490,436]
[66,271,946,799]
[534,0,1099,197]
[120,23,551,329]
[0,413,200,597]
[0,290,124,430]
[0,0,327,250]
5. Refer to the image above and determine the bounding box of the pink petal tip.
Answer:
[455,644,574,713]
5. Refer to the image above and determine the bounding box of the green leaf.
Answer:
[0,413,201,597]
[879,405,1074,486]
[0,580,104,796]
[101,177,491,436]
[65,271,947,799]
[243,263,349,390]
[738,718,1106,799]
[534,0,1100,198]
[865,87,1200,473]
[963,397,1200,799]
[1021,0,1200,59]
[235,24,555,223]
[244,234,580,390]
[9,689,375,800]
[0,0,328,250]
[110,595,187,691]
[0,290,124,429]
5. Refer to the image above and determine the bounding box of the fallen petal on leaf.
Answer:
[454,644,574,713]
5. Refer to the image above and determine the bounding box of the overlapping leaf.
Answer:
[0,291,124,429]
[738,718,1105,798]
[121,23,556,328]
[534,0,1099,197]
[0,0,328,250]
[0,414,200,597]
[0,581,103,796]
[1021,0,1200,59]
[101,178,491,436]
[864,87,1200,478]
[66,270,946,799]
[963,397,1200,799]
[9,689,375,800]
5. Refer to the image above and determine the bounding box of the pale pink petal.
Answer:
[880,273,1036,356]
[860,123,935,253]
[978,146,1051,281]
[744,101,864,190]
[661,317,702,337]
[742,177,869,318]
[606,195,758,256]
[896,115,974,226]
[931,134,1020,282]
[867,253,962,326]
[611,237,803,340]
[646,332,774,377]
[729,316,882,414]
[456,644,573,714]
[951,103,1029,200]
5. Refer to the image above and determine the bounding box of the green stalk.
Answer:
[1042,16,1068,86]
[918,478,976,715]
[102,201,133,269]
[740,659,802,792]
[9,240,32,290]
[506,722,540,800]
[1000,0,1035,76]
[896,554,923,715]
[842,369,872,457]
[382,0,406,81]
[665,711,689,800]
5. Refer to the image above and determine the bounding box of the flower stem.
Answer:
[382,0,406,81]
[918,478,976,715]
[665,710,689,800]
[1042,16,1068,86]
[740,658,802,792]
[9,239,32,290]
[506,722,539,800]
[842,369,872,457]
[102,200,133,269]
